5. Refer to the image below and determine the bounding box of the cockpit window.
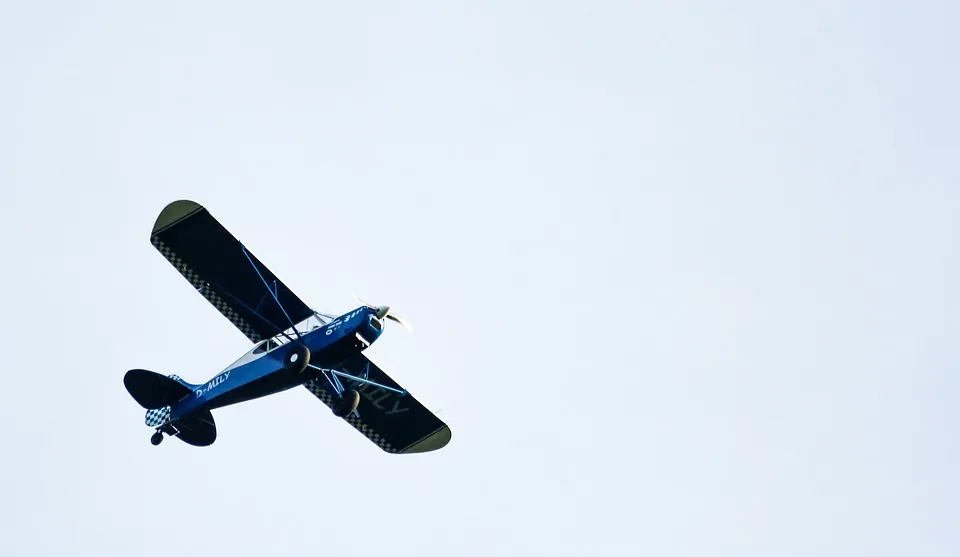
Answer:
[252,339,279,354]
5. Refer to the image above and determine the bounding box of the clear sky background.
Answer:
[2,1,957,556]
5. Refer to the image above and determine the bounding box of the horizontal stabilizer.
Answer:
[124,369,193,409]
[173,410,217,447]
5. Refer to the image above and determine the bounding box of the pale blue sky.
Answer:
[2,2,958,556]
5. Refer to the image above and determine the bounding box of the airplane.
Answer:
[123,200,451,454]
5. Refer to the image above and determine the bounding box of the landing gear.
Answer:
[333,389,360,418]
[150,431,164,446]
[283,344,311,373]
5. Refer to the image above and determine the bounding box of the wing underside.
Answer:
[150,200,314,343]
[304,354,451,454]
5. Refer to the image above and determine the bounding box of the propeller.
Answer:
[353,294,413,333]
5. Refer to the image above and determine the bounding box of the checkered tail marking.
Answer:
[145,406,171,427]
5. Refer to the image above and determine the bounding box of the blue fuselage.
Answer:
[170,306,382,421]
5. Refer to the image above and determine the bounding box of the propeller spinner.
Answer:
[353,294,413,332]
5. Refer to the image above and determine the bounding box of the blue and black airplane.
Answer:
[123,200,451,454]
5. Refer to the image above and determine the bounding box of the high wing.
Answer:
[150,200,314,343]
[304,354,452,454]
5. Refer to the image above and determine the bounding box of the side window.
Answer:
[253,339,276,354]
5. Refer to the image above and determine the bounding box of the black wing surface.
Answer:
[304,354,451,454]
[150,200,314,343]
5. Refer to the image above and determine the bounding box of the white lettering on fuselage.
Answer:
[325,309,363,335]
[195,371,231,397]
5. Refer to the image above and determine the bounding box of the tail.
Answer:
[124,369,217,447]
[124,369,193,409]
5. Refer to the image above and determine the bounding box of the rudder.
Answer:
[146,406,172,427]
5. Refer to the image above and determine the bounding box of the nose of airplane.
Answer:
[353,294,413,332]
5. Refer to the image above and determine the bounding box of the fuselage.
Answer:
[169,306,383,421]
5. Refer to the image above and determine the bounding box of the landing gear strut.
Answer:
[150,431,163,446]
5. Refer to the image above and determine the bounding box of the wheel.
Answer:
[283,344,311,373]
[333,389,360,417]
[150,431,163,446]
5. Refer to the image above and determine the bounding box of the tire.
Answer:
[150,432,163,446]
[333,389,360,417]
[283,344,311,373]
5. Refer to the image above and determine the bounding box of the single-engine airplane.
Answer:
[123,200,451,453]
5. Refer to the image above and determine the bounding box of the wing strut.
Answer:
[200,279,297,344]
[307,363,407,396]
[307,362,407,419]
[241,244,303,341]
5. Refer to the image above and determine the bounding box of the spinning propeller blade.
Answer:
[352,293,413,333]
